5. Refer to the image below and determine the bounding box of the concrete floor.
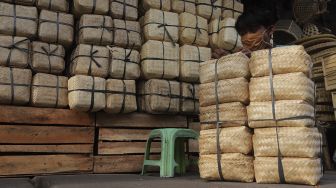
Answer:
[1,172,336,188]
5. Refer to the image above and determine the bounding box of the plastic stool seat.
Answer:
[141,128,199,178]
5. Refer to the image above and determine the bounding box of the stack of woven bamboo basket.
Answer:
[198,53,254,182]
[249,45,322,185]
[68,0,140,113]
[0,0,72,108]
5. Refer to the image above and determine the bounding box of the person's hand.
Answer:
[212,48,230,59]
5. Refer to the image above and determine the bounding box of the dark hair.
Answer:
[235,9,278,36]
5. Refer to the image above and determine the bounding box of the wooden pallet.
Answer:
[0,105,95,176]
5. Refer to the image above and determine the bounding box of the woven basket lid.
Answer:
[293,0,328,23]
[274,20,303,45]
[303,23,321,37]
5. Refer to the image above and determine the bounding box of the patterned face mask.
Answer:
[241,28,273,51]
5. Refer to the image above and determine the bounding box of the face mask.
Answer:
[241,28,273,51]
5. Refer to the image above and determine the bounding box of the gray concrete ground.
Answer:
[1,172,335,188]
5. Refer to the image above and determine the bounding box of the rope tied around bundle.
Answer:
[41,45,59,73]
[0,37,30,67]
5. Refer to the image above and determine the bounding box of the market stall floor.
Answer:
[1,171,336,188]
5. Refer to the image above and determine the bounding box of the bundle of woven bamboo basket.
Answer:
[248,45,322,186]
[198,52,254,182]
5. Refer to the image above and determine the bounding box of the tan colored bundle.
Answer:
[142,0,171,11]
[1,0,35,5]
[196,0,222,20]
[199,153,254,182]
[180,82,199,115]
[179,12,208,46]
[143,9,179,43]
[200,102,247,128]
[222,0,244,19]
[38,10,74,48]
[31,41,65,74]
[113,19,142,50]
[249,72,315,103]
[322,54,336,91]
[254,157,322,185]
[247,100,315,128]
[31,73,68,108]
[200,52,250,84]
[253,127,322,158]
[68,75,106,112]
[70,44,109,78]
[110,0,138,21]
[0,36,30,68]
[199,77,249,107]
[199,126,252,155]
[105,79,137,114]
[109,46,140,80]
[250,45,312,77]
[180,45,211,83]
[73,0,109,17]
[78,15,113,46]
[0,67,31,105]
[36,0,69,13]
[171,0,196,14]
[141,40,179,80]
[138,79,180,114]
[0,2,37,38]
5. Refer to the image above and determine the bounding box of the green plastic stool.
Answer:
[141,128,199,178]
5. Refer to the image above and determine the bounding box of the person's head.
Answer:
[235,9,278,51]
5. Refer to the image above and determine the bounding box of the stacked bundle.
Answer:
[0,0,72,108]
[69,0,140,113]
[248,45,322,185]
[198,53,254,182]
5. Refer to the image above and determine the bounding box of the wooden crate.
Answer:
[94,112,188,173]
[0,105,95,176]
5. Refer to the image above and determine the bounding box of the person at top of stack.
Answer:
[212,9,278,58]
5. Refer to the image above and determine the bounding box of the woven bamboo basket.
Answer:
[172,0,196,14]
[141,40,179,80]
[31,73,68,108]
[1,0,35,5]
[200,102,247,129]
[68,75,106,112]
[70,44,109,78]
[222,0,244,19]
[199,77,249,107]
[179,12,208,47]
[110,0,138,21]
[196,0,222,20]
[200,52,250,84]
[38,10,74,48]
[0,36,30,68]
[78,14,113,46]
[0,2,38,38]
[250,45,312,77]
[73,0,109,17]
[137,79,180,114]
[199,126,252,155]
[113,19,141,50]
[249,72,315,103]
[302,23,321,37]
[105,79,137,114]
[247,100,315,128]
[180,82,199,115]
[293,0,328,23]
[199,153,254,182]
[109,46,140,80]
[253,127,322,158]
[254,157,322,185]
[143,9,179,43]
[0,67,32,105]
[180,45,211,83]
[31,41,65,74]
[273,20,303,45]
[142,0,171,11]
[37,0,69,13]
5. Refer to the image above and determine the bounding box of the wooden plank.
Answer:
[0,105,94,126]
[96,112,187,128]
[94,155,159,173]
[0,155,93,176]
[0,125,94,144]
[98,142,161,155]
[99,129,151,141]
[0,144,93,154]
